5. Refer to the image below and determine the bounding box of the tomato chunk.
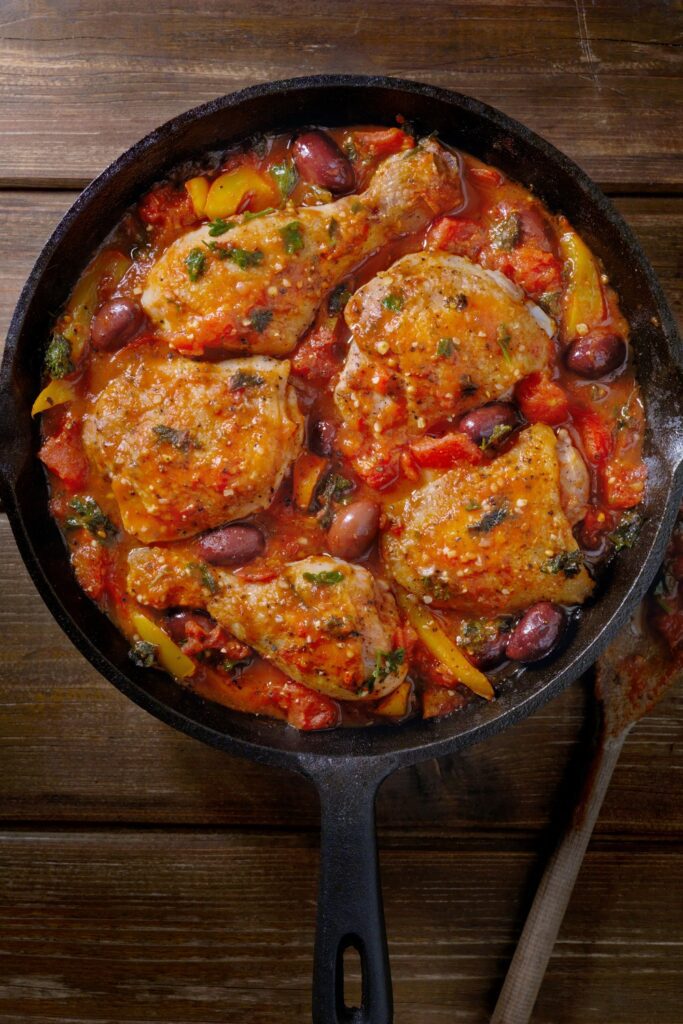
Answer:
[290,319,342,384]
[138,184,196,229]
[572,407,613,464]
[409,431,483,469]
[352,128,414,160]
[600,460,646,509]
[71,541,114,602]
[39,419,88,489]
[515,372,569,426]
[427,216,486,260]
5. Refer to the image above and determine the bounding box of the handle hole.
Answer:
[342,942,363,1012]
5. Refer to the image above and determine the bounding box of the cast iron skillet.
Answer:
[1,75,682,1024]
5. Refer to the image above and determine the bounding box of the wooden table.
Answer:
[1,3,681,1021]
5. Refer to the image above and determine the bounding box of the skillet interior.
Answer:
[1,75,682,770]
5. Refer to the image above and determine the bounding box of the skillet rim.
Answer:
[1,73,682,774]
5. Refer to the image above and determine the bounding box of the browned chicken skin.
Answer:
[127,548,407,700]
[141,140,463,356]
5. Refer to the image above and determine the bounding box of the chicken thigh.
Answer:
[83,355,303,543]
[127,549,407,700]
[335,252,554,484]
[382,424,594,616]
[141,140,462,356]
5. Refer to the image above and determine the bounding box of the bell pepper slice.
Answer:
[374,680,412,717]
[131,611,195,679]
[184,175,210,218]
[61,249,132,362]
[204,167,279,219]
[396,591,494,700]
[32,378,77,416]
[558,226,605,341]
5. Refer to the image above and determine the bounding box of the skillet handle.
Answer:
[312,762,393,1024]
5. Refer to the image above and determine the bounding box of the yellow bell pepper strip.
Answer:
[558,225,605,342]
[60,249,132,362]
[292,453,329,511]
[31,379,77,416]
[396,590,494,700]
[374,680,412,718]
[204,166,279,220]
[131,611,195,679]
[184,175,210,218]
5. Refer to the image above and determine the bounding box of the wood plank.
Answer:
[0,830,681,1023]
[1,516,682,833]
[1,192,681,348]
[0,1,680,190]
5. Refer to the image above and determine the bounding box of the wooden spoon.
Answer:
[491,588,682,1023]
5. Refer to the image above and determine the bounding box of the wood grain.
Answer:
[0,1,680,190]
[0,830,682,1023]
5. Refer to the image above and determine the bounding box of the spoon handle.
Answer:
[490,729,629,1024]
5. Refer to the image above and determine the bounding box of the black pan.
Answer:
[1,75,682,1024]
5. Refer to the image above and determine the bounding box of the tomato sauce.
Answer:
[36,122,647,730]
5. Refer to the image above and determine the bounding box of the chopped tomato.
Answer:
[229,659,340,731]
[496,246,562,299]
[352,128,414,160]
[39,419,88,489]
[427,216,486,260]
[409,431,483,469]
[516,372,569,426]
[363,456,400,491]
[600,460,646,509]
[138,184,196,228]
[468,165,504,189]
[579,505,614,550]
[71,541,114,602]
[572,406,613,464]
[290,319,342,384]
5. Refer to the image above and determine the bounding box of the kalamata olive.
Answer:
[165,609,215,642]
[471,632,509,671]
[309,418,337,457]
[90,298,144,351]
[327,500,380,561]
[565,332,626,379]
[292,130,355,194]
[458,403,518,448]
[197,524,265,566]
[505,602,566,662]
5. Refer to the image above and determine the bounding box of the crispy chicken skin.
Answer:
[127,549,407,700]
[335,252,553,482]
[141,141,462,356]
[382,424,594,616]
[83,355,303,543]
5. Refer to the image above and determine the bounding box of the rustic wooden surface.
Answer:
[1,2,682,1022]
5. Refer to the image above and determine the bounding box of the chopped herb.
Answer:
[363,648,405,694]
[185,247,206,281]
[609,512,643,552]
[303,569,345,586]
[271,160,298,200]
[328,283,351,315]
[129,640,156,669]
[208,218,237,236]
[324,616,346,634]
[226,247,264,269]
[317,472,354,528]
[203,240,233,259]
[242,206,276,221]
[221,656,251,675]
[538,290,561,318]
[490,212,521,251]
[327,217,339,242]
[188,562,218,594]
[383,292,404,313]
[480,423,513,451]
[422,574,452,601]
[541,549,584,578]
[460,374,478,396]
[65,496,117,540]
[468,497,511,534]
[229,369,265,390]
[446,292,468,311]
[350,200,364,214]
[437,337,455,358]
[465,499,481,511]
[497,324,512,364]
[44,333,74,379]
[279,220,304,254]
[152,424,195,451]
[248,307,273,333]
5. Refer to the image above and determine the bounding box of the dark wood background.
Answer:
[1,2,681,1021]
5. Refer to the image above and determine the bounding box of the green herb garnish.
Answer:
[44,333,74,379]
[152,424,195,452]
[248,307,273,333]
[185,247,206,281]
[317,472,354,529]
[226,247,265,269]
[188,561,218,594]
[422,574,452,601]
[328,283,351,316]
[350,200,364,214]
[436,337,455,358]
[279,220,304,254]
[242,207,276,221]
[129,640,156,668]
[468,498,511,534]
[363,648,405,694]
[541,549,584,578]
[490,212,521,251]
[208,218,237,236]
[271,160,298,200]
[383,292,404,313]
[608,512,644,552]
[327,217,339,243]
[497,324,512,364]
[480,423,513,451]
[303,569,345,587]
[65,496,117,540]
[229,369,265,390]
[538,290,561,318]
